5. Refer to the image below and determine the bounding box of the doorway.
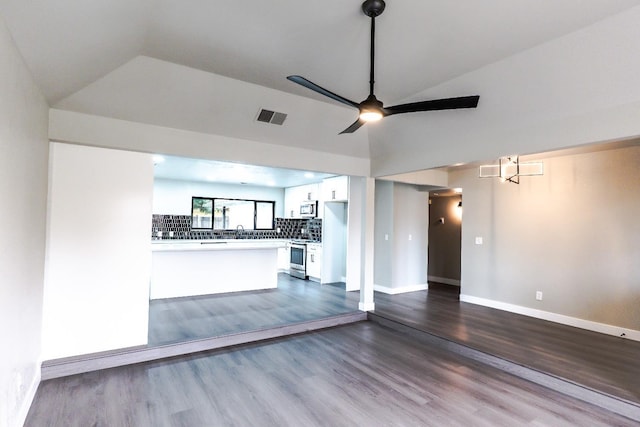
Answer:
[427,191,462,293]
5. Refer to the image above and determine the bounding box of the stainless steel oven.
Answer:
[289,242,307,279]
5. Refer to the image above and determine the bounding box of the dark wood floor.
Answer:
[25,277,640,425]
[148,273,360,345]
[373,283,640,405]
[26,321,637,427]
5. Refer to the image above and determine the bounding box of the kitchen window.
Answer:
[191,197,274,230]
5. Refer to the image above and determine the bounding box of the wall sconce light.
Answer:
[478,155,543,184]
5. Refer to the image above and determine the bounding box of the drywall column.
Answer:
[346,178,363,292]
[43,143,154,359]
[359,177,375,311]
[347,175,376,302]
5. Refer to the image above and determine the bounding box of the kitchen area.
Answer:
[147,158,354,343]
[150,160,349,294]
[42,143,362,362]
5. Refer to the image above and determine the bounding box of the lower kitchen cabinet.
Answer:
[277,244,290,273]
[306,243,322,281]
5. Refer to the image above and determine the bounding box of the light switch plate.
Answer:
[475,237,483,245]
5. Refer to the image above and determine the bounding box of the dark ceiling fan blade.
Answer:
[287,75,359,109]
[339,118,366,134]
[385,95,480,116]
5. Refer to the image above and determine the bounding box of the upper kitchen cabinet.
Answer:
[284,183,320,218]
[322,176,349,202]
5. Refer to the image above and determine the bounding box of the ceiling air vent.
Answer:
[256,109,287,125]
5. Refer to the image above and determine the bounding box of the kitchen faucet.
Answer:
[236,224,244,239]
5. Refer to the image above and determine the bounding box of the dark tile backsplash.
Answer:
[152,215,322,242]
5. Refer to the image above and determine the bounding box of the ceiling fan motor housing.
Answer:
[360,94,383,111]
[362,0,386,17]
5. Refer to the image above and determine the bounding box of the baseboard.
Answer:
[359,301,375,311]
[41,312,367,380]
[17,367,40,427]
[427,276,460,286]
[374,283,428,295]
[460,294,640,342]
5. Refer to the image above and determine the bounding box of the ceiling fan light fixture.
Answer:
[360,110,383,122]
[359,94,384,122]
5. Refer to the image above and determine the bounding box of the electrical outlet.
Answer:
[408,234,412,241]
[536,291,543,301]
[385,234,388,241]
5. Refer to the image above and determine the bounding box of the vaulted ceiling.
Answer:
[2,0,639,160]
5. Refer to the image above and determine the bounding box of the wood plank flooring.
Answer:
[25,322,637,426]
[373,283,640,406]
[148,274,359,345]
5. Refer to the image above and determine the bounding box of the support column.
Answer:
[359,177,375,311]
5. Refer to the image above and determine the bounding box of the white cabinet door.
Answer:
[277,243,290,272]
[283,187,293,218]
[306,243,322,280]
[301,183,318,202]
[322,176,348,202]
[284,186,306,218]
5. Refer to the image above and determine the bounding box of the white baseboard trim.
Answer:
[428,276,460,286]
[460,294,640,342]
[359,301,375,311]
[18,367,40,427]
[374,283,428,295]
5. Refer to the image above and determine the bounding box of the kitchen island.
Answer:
[150,240,287,299]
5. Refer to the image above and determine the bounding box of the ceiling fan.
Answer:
[287,0,480,134]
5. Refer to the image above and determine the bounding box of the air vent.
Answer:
[256,109,287,125]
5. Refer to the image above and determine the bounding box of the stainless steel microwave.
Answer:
[300,201,318,218]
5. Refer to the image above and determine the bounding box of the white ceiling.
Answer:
[2,0,639,160]
[153,155,336,188]
[3,0,638,104]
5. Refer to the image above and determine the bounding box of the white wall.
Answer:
[374,182,429,293]
[153,178,285,217]
[374,180,394,287]
[49,109,371,179]
[54,55,371,159]
[43,143,154,359]
[0,16,49,427]
[392,184,429,288]
[450,145,640,336]
[370,6,640,177]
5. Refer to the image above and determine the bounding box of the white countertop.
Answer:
[151,239,289,252]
